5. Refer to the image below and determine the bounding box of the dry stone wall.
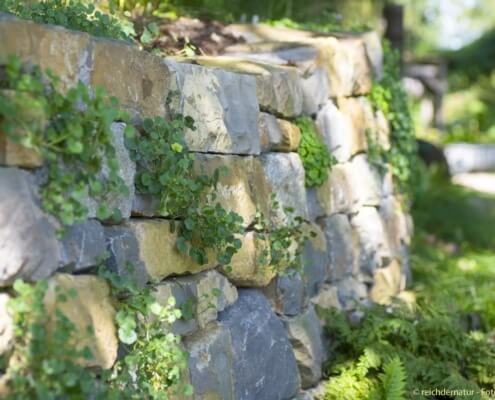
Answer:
[0,15,413,400]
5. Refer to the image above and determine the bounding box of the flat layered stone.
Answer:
[44,274,118,369]
[181,56,303,118]
[193,154,271,227]
[350,207,392,276]
[319,214,358,281]
[0,14,90,90]
[218,289,301,400]
[184,322,235,400]
[370,260,405,305]
[0,167,60,286]
[221,232,274,287]
[90,37,170,120]
[127,219,216,281]
[86,123,136,220]
[261,152,309,226]
[283,305,324,388]
[164,59,260,154]
[153,270,238,335]
[258,113,301,152]
[226,24,376,96]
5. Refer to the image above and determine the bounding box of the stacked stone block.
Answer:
[0,15,413,399]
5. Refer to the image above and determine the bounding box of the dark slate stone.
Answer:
[302,239,329,299]
[219,289,301,400]
[104,226,148,287]
[59,219,106,272]
[263,270,307,316]
[0,167,59,286]
[184,322,235,400]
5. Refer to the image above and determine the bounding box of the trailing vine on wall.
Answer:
[3,271,191,400]
[252,195,315,273]
[296,116,335,188]
[126,115,244,267]
[369,42,418,198]
[0,56,129,227]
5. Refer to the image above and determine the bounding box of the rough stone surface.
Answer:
[186,56,303,118]
[154,270,238,335]
[0,14,90,90]
[164,59,261,154]
[258,113,301,152]
[362,31,384,81]
[350,154,383,207]
[350,207,392,276]
[59,219,106,272]
[0,293,13,357]
[283,305,324,388]
[90,38,170,120]
[127,219,215,281]
[337,276,369,310]
[218,289,301,400]
[104,225,149,287]
[300,66,329,116]
[311,284,341,310]
[44,274,118,369]
[0,91,44,168]
[303,224,329,298]
[263,270,306,316]
[86,123,136,220]
[316,100,367,163]
[221,232,274,287]
[0,167,59,286]
[319,214,358,280]
[379,196,410,257]
[370,260,405,305]
[312,36,373,97]
[307,162,355,218]
[261,152,309,226]
[193,154,271,226]
[184,322,235,400]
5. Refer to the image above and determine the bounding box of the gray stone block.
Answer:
[319,214,358,281]
[263,270,307,316]
[164,59,261,155]
[104,225,149,287]
[283,305,324,388]
[184,322,236,400]
[0,167,59,286]
[59,219,106,272]
[154,270,238,336]
[219,289,301,400]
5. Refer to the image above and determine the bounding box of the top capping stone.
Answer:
[171,55,303,118]
[89,36,171,121]
[225,23,379,97]
[0,14,91,91]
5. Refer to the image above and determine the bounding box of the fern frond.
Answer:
[380,357,407,400]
